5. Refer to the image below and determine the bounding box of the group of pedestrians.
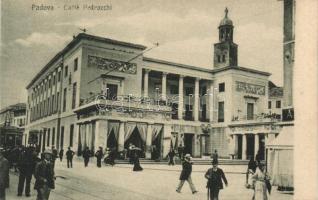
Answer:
[0,145,57,200]
[176,152,270,200]
[176,154,227,200]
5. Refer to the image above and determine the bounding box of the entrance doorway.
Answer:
[183,134,194,156]
[107,130,118,150]
[237,135,242,159]
[124,127,145,157]
[246,134,255,160]
[151,131,162,160]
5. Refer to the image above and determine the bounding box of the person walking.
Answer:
[59,149,64,162]
[66,147,75,168]
[82,147,91,167]
[177,144,184,161]
[252,162,270,200]
[51,146,58,169]
[34,149,55,200]
[246,156,257,188]
[205,159,228,200]
[0,148,10,200]
[132,147,143,171]
[17,146,35,197]
[95,147,103,168]
[168,149,175,166]
[176,154,197,194]
[212,150,219,163]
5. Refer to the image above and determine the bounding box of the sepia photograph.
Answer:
[1,0,317,199]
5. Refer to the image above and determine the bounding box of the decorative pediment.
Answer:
[88,55,137,74]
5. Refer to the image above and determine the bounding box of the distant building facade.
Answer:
[0,103,26,147]
[24,9,281,160]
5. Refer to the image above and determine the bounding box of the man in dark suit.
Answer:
[205,159,228,200]
[176,154,198,194]
[82,147,91,167]
[66,147,75,168]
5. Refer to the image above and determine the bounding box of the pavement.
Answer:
[5,158,294,200]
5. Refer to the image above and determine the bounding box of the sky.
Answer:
[0,0,284,109]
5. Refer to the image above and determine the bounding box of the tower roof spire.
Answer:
[219,7,233,26]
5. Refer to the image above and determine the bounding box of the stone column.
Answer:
[145,124,153,159]
[94,120,108,151]
[162,72,168,101]
[144,69,150,97]
[178,75,184,120]
[208,81,214,123]
[194,78,200,121]
[242,134,247,160]
[254,134,259,158]
[118,121,126,151]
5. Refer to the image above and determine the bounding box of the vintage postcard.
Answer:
[0,0,317,199]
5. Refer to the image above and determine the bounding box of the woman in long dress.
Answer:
[132,147,143,171]
[252,163,268,200]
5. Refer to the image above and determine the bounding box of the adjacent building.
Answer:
[0,103,26,147]
[24,9,281,160]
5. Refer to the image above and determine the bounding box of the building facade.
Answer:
[24,9,281,160]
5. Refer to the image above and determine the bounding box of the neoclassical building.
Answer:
[24,9,281,160]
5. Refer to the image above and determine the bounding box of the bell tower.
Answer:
[213,8,238,69]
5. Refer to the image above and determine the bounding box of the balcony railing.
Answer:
[231,113,281,123]
[79,94,172,112]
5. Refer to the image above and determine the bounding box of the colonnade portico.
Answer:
[142,69,214,122]
[232,132,277,160]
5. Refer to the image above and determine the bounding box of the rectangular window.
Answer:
[217,55,221,63]
[63,88,67,112]
[106,84,118,100]
[247,103,254,120]
[185,87,193,96]
[51,95,55,113]
[218,101,224,122]
[70,124,74,147]
[53,75,56,85]
[74,58,78,71]
[170,85,178,95]
[64,66,68,78]
[219,82,225,92]
[56,92,60,112]
[60,126,64,149]
[58,71,61,81]
[268,101,272,109]
[72,82,77,109]
[52,127,55,146]
[222,55,226,62]
[276,100,281,108]
[49,79,52,88]
[47,128,50,146]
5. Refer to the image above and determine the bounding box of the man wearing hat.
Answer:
[0,148,10,200]
[34,149,55,200]
[205,159,228,200]
[176,154,198,194]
